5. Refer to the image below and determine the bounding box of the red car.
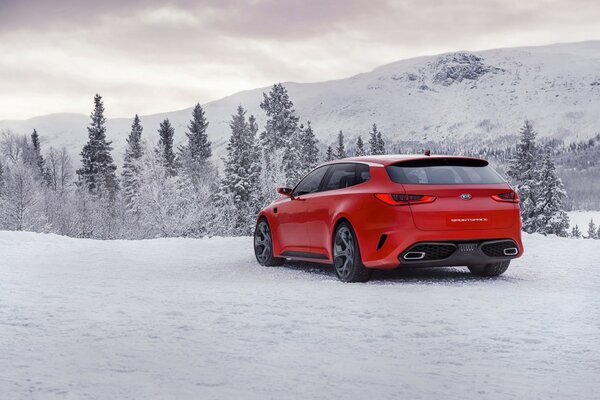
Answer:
[254,155,523,282]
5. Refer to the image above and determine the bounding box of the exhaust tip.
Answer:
[503,247,518,256]
[403,251,426,260]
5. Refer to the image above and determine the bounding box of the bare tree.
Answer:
[46,146,73,195]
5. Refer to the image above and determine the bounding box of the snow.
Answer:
[1,231,599,399]
[568,210,600,230]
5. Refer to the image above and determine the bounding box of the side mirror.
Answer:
[277,187,293,197]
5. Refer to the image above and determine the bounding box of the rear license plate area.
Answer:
[458,243,478,254]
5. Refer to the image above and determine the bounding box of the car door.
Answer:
[274,166,329,256]
[306,163,369,259]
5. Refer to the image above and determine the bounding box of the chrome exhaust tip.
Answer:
[403,251,426,260]
[503,247,518,256]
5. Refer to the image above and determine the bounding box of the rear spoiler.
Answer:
[389,157,489,168]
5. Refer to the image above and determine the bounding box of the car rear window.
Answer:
[386,158,505,185]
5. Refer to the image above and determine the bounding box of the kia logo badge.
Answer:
[460,193,472,200]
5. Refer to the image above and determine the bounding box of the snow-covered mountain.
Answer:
[2,41,600,162]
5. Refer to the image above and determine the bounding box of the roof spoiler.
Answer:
[390,157,489,167]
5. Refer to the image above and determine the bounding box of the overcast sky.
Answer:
[0,0,599,120]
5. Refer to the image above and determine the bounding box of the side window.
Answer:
[292,166,328,196]
[323,163,370,191]
[355,163,370,184]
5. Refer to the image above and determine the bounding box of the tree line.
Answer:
[0,84,387,239]
[0,83,592,240]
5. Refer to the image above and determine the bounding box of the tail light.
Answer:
[374,193,436,206]
[491,191,519,203]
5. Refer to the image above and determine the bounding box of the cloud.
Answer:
[0,0,599,119]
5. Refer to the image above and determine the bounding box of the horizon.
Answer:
[1,0,599,120]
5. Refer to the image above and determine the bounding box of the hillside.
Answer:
[1,41,600,163]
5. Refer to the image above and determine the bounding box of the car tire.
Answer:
[254,218,285,267]
[333,222,372,282]
[468,260,510,277]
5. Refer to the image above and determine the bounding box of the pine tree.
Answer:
[179,103,211,173]
[218,106,262,235]
[335,130,346,159]
[156,119,177,176]
[299,121,319,174]
[369,124,385,155]
[259,83,302,186]
[122,114,144,211]
[506,120,540,233]
[534,150,569,236]
[571,224,581,238]
[0,159,4,194]
[325,146,334,161]
[247,114,264,213]
[356,136,366,156]
[587,219,597,239]
[507,121,538,183]
[77,94,119,198]
[260,83,299,152]
[377,128,385,154]
[30,129,47,180]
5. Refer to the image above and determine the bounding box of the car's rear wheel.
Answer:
[333,222,371,282]
[468,260,510,277]
[254,219,285,266]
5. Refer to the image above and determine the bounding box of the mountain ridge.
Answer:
[1,40,600,164]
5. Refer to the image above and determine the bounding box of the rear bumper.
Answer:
[397,239,520,268]
[360,227,523,269]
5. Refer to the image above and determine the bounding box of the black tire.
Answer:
[468,260,510,277]
[254,218,285,266]
[333,222,372,282]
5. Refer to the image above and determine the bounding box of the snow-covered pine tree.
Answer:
[356,136,366,156]
[506,120,540,233]
[178,103,211,182]
[325,146,334,161]
[260,83,298,152]
[299,121,319,175]
[534,149,569,236]
[571,224,581,238]
[259,83,303,187]
[76,94,119,198]
[335,130,346,159]
[369,124,385,155]
[156,118,177,176]
[30,129,48,181]
[122,115,144,211]
[377,128,385,154]
[247,114,264,216]
[218,106,262,235]
[587,219,597,239]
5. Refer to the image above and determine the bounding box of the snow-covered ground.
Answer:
[1,232,599,399]
[568,210,600,231]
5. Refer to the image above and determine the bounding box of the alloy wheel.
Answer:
[254,220,272,264]
[334,226,355,280]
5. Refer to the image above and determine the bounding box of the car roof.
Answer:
[323,154,486,167]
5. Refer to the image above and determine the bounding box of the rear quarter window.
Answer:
[322,163,370,191]
[386,158,505,185]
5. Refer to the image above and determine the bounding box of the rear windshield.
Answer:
[386,158,505,185]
